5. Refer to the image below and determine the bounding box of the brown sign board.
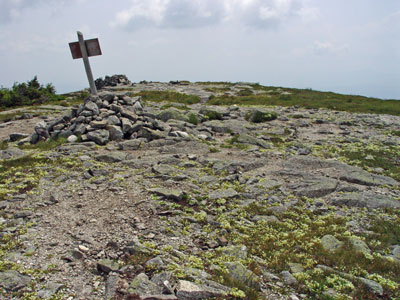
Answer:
[69,38,102,59]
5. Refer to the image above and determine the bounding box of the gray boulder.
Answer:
[108,125,124,141]
[128,273,162,296]
[321,235,343,252]
[84,101,100,116]
[0,270,31,291]
[87,130,110,145]
[224,262,261,290]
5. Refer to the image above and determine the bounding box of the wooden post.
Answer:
[77,31,97,95]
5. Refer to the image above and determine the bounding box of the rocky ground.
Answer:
[0,81,400,300]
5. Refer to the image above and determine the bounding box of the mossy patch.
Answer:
[137,90,201,105]
[207,87,400,116]
[245,110,278,123]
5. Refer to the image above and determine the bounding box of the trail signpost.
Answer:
[69,31,102,95]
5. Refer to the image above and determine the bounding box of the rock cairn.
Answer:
[95,74,131,90]
[29,91,206,146]
[30,92,149,145]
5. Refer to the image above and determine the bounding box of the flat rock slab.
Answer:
[236,134,272,149]
[291,177,338,198]
[148,188,186,201]
[329,192,400,209]
[0,270,31,291]
[284,156,398,187]
[176,280,228,300]
[0,148,26,160]
[208,188,238,200]
[339,168,398,187]
[95,152,129,163]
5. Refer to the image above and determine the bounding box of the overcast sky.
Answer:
[0,0,399,99]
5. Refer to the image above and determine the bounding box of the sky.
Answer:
[0,0,399,99]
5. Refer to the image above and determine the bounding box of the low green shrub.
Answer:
[188,112,199,125]
[245,110,278,123]
[0,76,64,108]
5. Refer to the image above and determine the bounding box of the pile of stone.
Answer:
[95,74,131,90]
[30,91,186,146]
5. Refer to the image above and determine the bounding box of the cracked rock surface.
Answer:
[1,81,400,300]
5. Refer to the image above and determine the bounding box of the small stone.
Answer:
[78,245,89,252]
[321,235,343,252]
[280,271,298,286]
[349,237,371,255]
[71,249,84,260]
[288,263,304,274]
[97,259,119,274]
[67,135,78,143]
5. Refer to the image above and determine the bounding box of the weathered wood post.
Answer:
[77,31,97,95]
[69,31,102,96]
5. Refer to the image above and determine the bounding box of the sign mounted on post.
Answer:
[69,38,102,59]
[69,31,102,95]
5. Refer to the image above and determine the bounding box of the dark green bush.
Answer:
[199,108,223,120]
[188,112,199,125]
[0,76,63,108]
[245,110,278,123]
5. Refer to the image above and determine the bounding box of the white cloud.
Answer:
[111,0,317,30]
[0,0,85,24]
[297,6,320,22]
[313,41,349,56]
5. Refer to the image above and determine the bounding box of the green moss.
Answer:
[313,142,400,181]
[245,110,278,123]
[365,211,400,249]
[209,146,220,153]
[188,112,199,125]
[207,87,400,116]
[137,90,201,105]
[19,137,67,151]
[0,140,8,150]
[201,109,223,121]
[237,88,254,97]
